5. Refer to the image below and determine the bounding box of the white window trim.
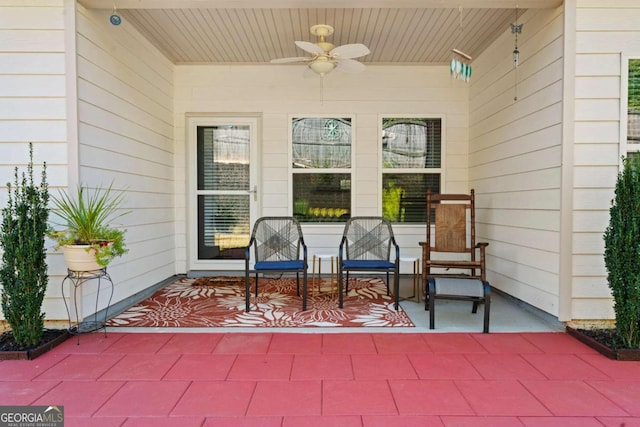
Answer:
[378,113,447,221]
[621,54,640,160]
[288,114,356,222]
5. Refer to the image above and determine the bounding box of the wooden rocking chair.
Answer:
[420,189,491,333]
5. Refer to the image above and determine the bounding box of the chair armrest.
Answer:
[338,235,347,261]
[301,239,308,267]
[244,238,255,259]
[475,242,489,281]
[391,236,400,261]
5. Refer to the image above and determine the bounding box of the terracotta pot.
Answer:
[62,244,101,271]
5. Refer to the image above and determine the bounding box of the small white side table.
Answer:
[400,257,421,302]
[311,254,338,298]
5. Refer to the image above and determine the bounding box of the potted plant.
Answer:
[568,155,640,360]
[0,143,68,359]
[49,183,129,271]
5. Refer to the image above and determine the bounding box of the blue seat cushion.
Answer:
[343,260,395,269]
[255,260,305,271]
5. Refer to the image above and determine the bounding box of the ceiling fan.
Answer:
[270,24,370,77]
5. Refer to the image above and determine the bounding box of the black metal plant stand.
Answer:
[61,268,114,344]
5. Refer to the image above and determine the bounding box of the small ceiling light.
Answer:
[110,4,122,26]
[309,57,335,76]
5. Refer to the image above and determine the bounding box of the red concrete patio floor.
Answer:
[1,332,640,426]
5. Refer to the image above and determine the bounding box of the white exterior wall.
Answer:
[571,0,640,320]
[0,0,69,321]
[71,5,175,317]
[5,1,634,323]
[174,65,469,273]
[469,7,565,316]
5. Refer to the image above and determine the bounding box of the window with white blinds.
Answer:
[381,117,442,224]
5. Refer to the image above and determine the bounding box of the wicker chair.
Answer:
[244,217,308,312]
[338,216,400,310]
[420,189,491,333]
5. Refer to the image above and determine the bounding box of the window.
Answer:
[292,117,352,223]
[381,117,442,223]
[627,58,640,151]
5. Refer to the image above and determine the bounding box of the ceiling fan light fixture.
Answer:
[309,58,335,76]
[271,24,368,79]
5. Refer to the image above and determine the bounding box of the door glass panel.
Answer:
[197,125,250,259]
[198,126,250,191]
[198,195,249,259]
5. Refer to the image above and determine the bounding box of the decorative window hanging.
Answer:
[451,6,472,83]
[510,8,524,100]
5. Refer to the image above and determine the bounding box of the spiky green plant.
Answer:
[0,143,50,347]
[49,183,129,267]
[604,155,640,349]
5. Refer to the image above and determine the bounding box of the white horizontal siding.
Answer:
[0,1,68,322]
[571,0,640,321]
[174,64,468,274]
[469,6,564,316]
[73,5,175,317]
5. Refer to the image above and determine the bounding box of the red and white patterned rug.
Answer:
[107,276,414,328]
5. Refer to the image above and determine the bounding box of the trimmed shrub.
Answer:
[0,144,50,347]
[604,155,640,349]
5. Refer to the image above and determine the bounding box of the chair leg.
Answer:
[245,269,251,312]
[302,269,308,311]
[296,272,300,297]
[385,272,390,295]
[424,277,430,311]
[345,271,350,294]
[472,300,479,313]
[338,269,344,309]
[393,270,399,310]
[483,281,491,333]
[428,278,436,329]
[255,273,259,298]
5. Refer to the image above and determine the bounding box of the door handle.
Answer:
[248,185,257,201]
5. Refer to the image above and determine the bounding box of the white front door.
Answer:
[188,116,259,271]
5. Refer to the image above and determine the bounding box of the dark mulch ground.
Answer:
[577,328,624,350]
[0,328,68,352]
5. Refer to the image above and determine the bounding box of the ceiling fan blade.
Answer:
[330,43,370,59]
[335,58,366,73]
[270,57,310,64]
[295,41,324,55]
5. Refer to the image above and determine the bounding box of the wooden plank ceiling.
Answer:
[79,1,562,65]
